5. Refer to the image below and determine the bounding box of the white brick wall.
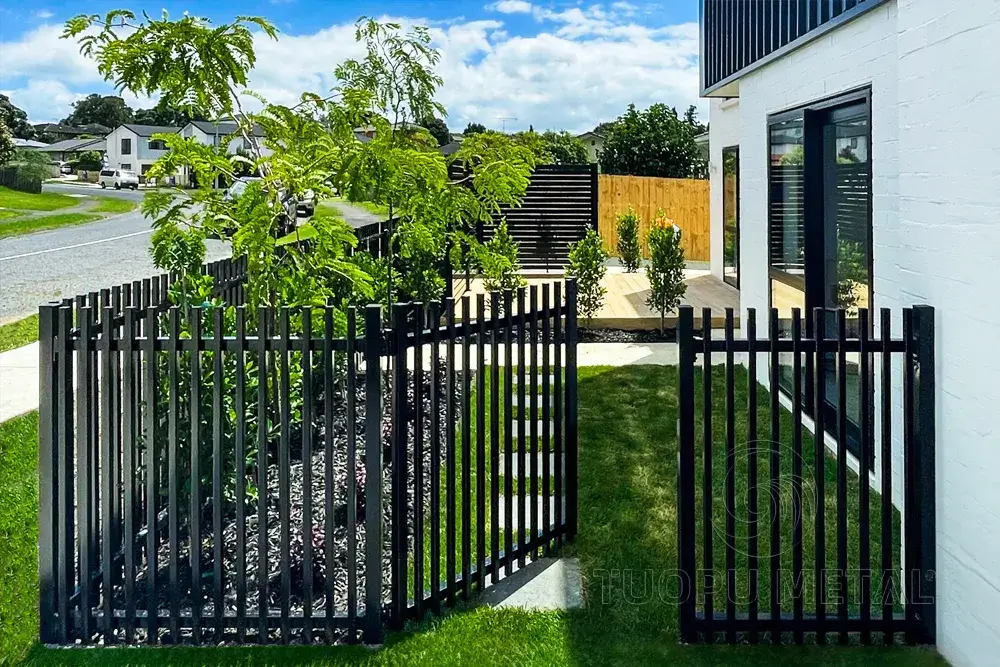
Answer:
[709,2,1000,664]
[708,98,740,281]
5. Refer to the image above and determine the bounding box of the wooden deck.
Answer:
[453,268,740,330]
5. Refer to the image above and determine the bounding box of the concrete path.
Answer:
[0,342,38,423]
[326,200,384,228]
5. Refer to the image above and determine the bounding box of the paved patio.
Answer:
[454,266,740,330]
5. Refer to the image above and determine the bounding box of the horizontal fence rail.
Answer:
[37,272,579,646]
[676,305,935,646]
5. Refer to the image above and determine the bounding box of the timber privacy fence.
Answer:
[36,257,579,646]
[676,304,936,645]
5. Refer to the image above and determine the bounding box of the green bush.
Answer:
[567,228,609,324]
[615,206,642,272]
[645,212,686,332]
[476,219,526,302]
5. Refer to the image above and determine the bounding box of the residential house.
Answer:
[702,2,1000,666]
[575,130,604,163]
[104,124,180,178]
[13,138,49,149]
[179,120,270,186]
[31,137,106,163]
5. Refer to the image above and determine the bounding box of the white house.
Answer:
[104,124,180,178]
[575,130,604,164]
[180,120,269,156]
[703,2,1000,665]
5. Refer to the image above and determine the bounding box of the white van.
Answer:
[98,169,139,190]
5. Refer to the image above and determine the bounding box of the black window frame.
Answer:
[121,137,132,155]
[148,139,166,151]
[722,144,740,289]
[766,85,874,465]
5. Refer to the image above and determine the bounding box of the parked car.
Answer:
[59,163,73,175]
[296,189,315,218]
[98,169,139,190]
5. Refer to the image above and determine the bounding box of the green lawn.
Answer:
[0,213,103,240]
[90,198,138,215]
[0,367,947,666]
[0,315,39,353]
[327,196,390,218]
[0,187,78,212]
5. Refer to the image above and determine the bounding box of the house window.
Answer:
[243,137,253,150]
[121,138,132,155]
[722,146,739,289]
[767,88,873,462]
[148,139,166,150]
[120,163,132,171]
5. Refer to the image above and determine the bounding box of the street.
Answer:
[0,185,228,322]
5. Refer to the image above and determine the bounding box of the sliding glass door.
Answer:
[768,89,873,460]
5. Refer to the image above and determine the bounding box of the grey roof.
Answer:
[188,120,266,137]
[694,131,710,145]
[33,123,88,135]
[34,138,106,153]
[14,138,49,148]
[120,124,181,137]
[576,130,605,140]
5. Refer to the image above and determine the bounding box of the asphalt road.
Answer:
[43,181,147,202]
[0,204,229,322]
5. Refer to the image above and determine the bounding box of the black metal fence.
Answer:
[676,305,935,646]
[37,275,579,646]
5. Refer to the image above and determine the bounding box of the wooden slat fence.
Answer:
[598,174,710,261]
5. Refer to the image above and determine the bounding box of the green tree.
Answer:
[476,219,526,300]
[541,130,588,164]
[419,116,450,146]
[61,93,134,128]
[615,206,641,272]
[567,228,609,324]
[69,149,104,171]
[463,121,487,136]
[0,120,15,166]
[599,103,706,179]
[683,104,706,134]
[645,213,686,333]
[134,98,208,126]
[0,95,35,139]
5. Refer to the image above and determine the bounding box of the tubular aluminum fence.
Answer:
[676,305,935,646]
[37,275,579,646]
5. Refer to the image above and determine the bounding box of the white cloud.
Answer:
[488,1,533,14]
[0,4,704,132]
[36,10,54,20]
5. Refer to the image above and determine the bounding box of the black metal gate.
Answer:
[676,304,935,645]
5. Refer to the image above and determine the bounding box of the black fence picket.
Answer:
[676,304,936,646]
[38,272,578,646]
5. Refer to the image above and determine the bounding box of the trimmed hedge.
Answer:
[0,167,42,194]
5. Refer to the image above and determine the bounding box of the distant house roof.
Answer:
[33,123,85,135]
[119,124,181,137]
[694,131,710,145]
[576,130,605,141]
[439,140,463,156]
[13,138,49,148]
[187,120,267,137]
[34,138,106,153]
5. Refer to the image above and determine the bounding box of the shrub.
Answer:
[645,211,686,332]
[615,206,642,272]
[476,219,526,301]
[567,228,609,324]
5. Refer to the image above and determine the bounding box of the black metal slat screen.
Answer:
[702,0,881,92]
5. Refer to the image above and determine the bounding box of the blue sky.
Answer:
[0,1,703,133]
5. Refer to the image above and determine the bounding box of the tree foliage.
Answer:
[476,219,526,298]
[134,98,208,126]
[60,93,133,128]
[0,120,15,166]
[567,228,608,323]
[541,130,588,164]
[615,206,642,273]
[69,150,104,171]
[599,103,707,179]
[645,212,686,332]
[419,116,450,146]
[463,122,487,136]
[0,95,34,139]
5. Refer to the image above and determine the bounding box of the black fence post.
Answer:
[906,305,936,645]
[590,162,599,231]
[38,304,57,643]
[390,303,409,629]
[564,279,579,539]
[677,305,696,643]
[364,305,385,643]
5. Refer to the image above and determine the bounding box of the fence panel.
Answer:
[38,272,579,646]
[676,304,935,645]
[598,174,709,261]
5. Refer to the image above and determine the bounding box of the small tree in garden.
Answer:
[476,219,526,303]
[567,228,609,324]
[645,211,687,333]
[615,206,642,272]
